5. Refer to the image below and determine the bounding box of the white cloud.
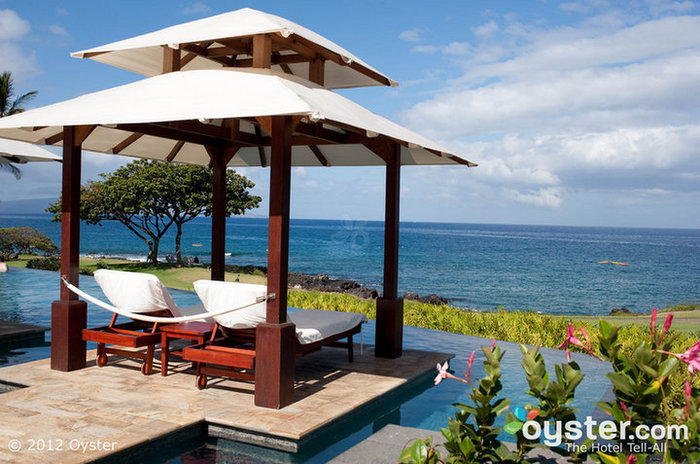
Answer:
[399,28,426,43]
[473,20,499,38]
[0,9,30,41]
[0,10,38,81]
[398,10,700,212]
[49,24,68,36]
[443,42,471,55]
[411,45,439,54]
[181,2,211,15]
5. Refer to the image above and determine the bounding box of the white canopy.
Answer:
[0,69,475,168]
[71,8,397,90]
[0,138,61,163]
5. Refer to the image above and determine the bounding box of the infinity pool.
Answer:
[0,267,611,463]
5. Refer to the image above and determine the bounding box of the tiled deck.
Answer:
[0,345,450,463]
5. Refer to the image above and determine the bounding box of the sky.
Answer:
[0,0,699,228]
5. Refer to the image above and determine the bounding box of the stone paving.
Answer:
[0,345,450,463]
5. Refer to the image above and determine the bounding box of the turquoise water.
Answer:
[1,214,699,315]
[0,267,611,462]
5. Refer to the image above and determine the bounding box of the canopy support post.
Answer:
[376,141,403,359]
[256,115,295,409]
[210,145,226,281]
[51,125,87,371]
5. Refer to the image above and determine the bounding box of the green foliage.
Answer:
[519,344,591,463]
[399,437,441,464]
[0,227,57,256]
[594,317,700,463]
[47,159,260,264]
[25,256,60,271]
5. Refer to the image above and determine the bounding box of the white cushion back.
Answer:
[93,269,181,316]
[193,280,267,329]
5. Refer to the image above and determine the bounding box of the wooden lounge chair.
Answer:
[82,269,204,374]
[181,280,367,389]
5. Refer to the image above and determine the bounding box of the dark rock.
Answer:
[609,307,632,316]
[403,292,419,301]
[287,272,379,300]
[418,294,448,305]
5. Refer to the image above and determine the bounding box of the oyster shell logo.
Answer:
[505,406,540,434]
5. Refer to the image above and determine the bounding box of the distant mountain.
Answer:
[0,198,54,215]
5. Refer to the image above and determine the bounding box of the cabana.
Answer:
[0,8,475,408]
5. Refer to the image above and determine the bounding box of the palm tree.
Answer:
[0,71,38,179]
[0,71,37,117]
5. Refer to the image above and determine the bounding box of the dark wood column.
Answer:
[51,125,87,371]
[376,141,403,359]
[210,146,226,281]
[255,115,295,409]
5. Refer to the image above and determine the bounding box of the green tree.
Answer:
[47,160,261,264]
[0,71,38,180]
[0,227,57,256]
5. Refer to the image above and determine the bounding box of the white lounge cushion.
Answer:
[94,269,183,316]
[289,309,367,345]
[193,280,267,329]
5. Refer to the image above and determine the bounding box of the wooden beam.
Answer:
[162,46,181,73]
[44,131,65,145]
[166,140,185,163]
[265,115,293,324]
[235,53,307,68]
[309,57,325,85]
[51,125,88,372]
[74,125,97,145]
[289,33,393,87]
[207,145,226,281]
[255,114,296,408]
[375,140,403,359]
[160,120,267,146]
[309,145,329,166]
[181,43,235,67]
[254,125,266,167]
[115,123,219,147]
[272,34,316,59]
[252,34,272,69]
[180,41,213,68]
[111,132,143,154]
[294,121,346,144]
[272,52,293,75]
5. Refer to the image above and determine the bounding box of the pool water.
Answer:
[0,268,611,463]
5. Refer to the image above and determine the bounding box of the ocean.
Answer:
[1,214,698,315]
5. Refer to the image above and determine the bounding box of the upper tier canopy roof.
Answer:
[0,138,61,163]
[0,69,474,168]
[71,8,397,89]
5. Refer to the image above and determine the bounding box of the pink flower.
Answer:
[434,360,467,386]
[465,351,475,385]
[650,308,658,339]
[620,401,630,420]
[566,348,571,363]
[684,381,692,417]
[490,339,496,350]
[626,456,637,464]
[679,341,700,377]
[558,324,600,360]
[434,361,450,385]
[658,313,673,345]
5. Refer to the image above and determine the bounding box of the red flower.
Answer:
[626,456,637,464]
[465,351,475,385]
[684,380,693,417]
[650,307,658,339]
[679,341,700,377]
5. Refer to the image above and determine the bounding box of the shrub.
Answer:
[0,227,57,255]
[25,256,60,271]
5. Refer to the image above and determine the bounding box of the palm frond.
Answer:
[0,160,22,180]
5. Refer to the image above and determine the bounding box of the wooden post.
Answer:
[210,146,226,281]
[252,34,272,69]
[51,126,87,371]
[309,57,325,85]
[162,46,181,73]
[255,115,295,408]
[375,141,403,358]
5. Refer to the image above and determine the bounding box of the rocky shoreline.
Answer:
[287,272,449,305]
